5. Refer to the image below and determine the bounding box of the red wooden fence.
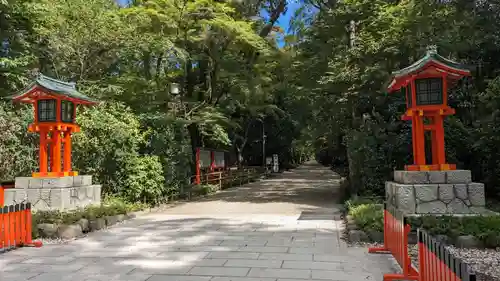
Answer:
[1,202,42,251]
[0,186,4,207]
[368,203,419,281]
[418,229,476,281]
[368,203,477,281]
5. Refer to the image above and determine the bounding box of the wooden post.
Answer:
[434,114,446,165]
[195,148,201,185]
[39,130,48,173]
[52,131,62,173]
[210,151,215,172]
[63,131,72,172]
[218,172,222,190]
[0,186,4,207]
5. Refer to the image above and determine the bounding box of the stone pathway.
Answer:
[0,162,394,281]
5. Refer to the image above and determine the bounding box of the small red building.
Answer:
[9,74,96,177]
[387,46,471,171]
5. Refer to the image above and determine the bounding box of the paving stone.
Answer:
[188,266,250,277]
[257,253,313,261]
[248,268,311,279]
[24,272,82,281]
[156,252,210,260]
[147,276,211,281]
[0,162,394,281]
[313,254,350,262]
[224,259,283,268]
[210,277,276,281]
[129,266,193,275]
[288,247,335,254]
[282,260,343,271]
[220,240,267,246]
[0,272,41,281]
[207,252,260,259]
[237,246,288,253]
[276,278,322,281]
[21,256,78,264]
[311,270,373,280]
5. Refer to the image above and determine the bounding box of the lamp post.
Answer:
[262,122,266,168]
[170,83,180,96]
[170,82,180,115]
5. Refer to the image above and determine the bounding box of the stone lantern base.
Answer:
[3,175,101,211]
[386,170,486,214]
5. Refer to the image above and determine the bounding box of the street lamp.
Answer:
[170,83,180,96]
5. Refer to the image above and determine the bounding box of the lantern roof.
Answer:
[387,46,471,93]
[8,74,97,105]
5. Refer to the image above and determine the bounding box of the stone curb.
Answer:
[37,212,138,240]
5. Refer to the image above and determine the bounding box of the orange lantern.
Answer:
[387,46,471,171]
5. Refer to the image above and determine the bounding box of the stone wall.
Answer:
[386,170,486,214]
[3,175,101,211]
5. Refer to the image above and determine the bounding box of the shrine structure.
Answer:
[3,74,102,211]
[384,46,486,214]
[387,45,470,171]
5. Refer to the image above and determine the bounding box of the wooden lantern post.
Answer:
[9,74,97,177]
[387,46,471,171]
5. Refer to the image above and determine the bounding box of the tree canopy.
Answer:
[3,0,500,203]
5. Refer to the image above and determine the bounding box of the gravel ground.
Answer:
[408,244,500,281]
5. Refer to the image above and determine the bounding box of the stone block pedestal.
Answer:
[386,170,486,214]
[3,176,101,211]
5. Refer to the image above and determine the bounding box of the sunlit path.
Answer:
[1,162,394,281]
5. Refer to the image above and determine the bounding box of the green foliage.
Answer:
[0,102,37,181]
[346,198,500,248]
[118,154,165,205]
[193,184,220,195]
[72,102,146,194]
[347,202,384,233]
[32,196,148,226]
[407,215,500,248]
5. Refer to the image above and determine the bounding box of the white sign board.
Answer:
[272,154,279,173]
[214,151,225,168]
[199,150,211,168]
[266,157,272,165]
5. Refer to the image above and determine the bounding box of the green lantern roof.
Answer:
[391,46,470,78]
[387,46,471,93]
[8,74,96,104]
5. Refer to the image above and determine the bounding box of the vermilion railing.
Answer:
[418,229,476,281]
[0,186,4,207]
[0,202,42,251]
[368,203,479,281]
[368,203,418,281]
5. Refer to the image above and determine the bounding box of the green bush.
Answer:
[118,154,165,205]
[140,114,192,198]
[32,196,148,236]
[73,102,146,195]
[0,102,38,181]
[347,202,384,233]
[407,215,500,248]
